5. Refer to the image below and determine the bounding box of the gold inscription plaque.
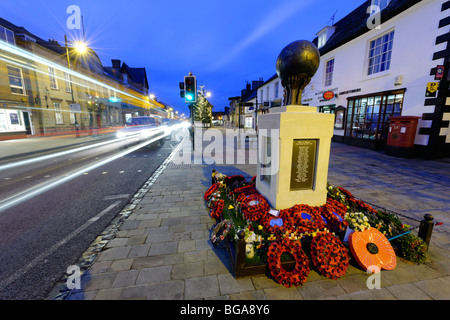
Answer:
[290,139,317,190]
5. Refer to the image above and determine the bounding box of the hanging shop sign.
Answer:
[435,65,445,80]
[323,91,335,100]
[426,82,438,97]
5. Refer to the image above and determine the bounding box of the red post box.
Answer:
[386,116,420,158]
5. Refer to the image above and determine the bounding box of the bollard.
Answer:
[418,214,434,250]
[235,230,247,278]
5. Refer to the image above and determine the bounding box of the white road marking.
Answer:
[0,134,169,213]
[0,201,121,289]
[103,194,130,201]
[0,137,130,172]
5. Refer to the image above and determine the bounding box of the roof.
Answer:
[0,17,43,41]
[0,17,67,54]
[241,0,423,97]
[103,62,149,92]
[314,0,422,55]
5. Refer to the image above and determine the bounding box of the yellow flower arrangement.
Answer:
[344,212,371,232]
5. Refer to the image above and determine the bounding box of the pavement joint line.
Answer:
[49,136,187,300]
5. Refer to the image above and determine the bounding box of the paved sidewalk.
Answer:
[48,130,450,300]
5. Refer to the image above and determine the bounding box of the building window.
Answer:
[275,81,280,98]
[64,72,72,93]
[345,90,404,141]
[7,65,26,95]
[368,30,394,75]
[0,26,15,45]
[54,102,64,124]
[318,31,327,49]
[319,105,336,114]
[325,59,334,87]
[266,87,270,102]
[48,66,59,89]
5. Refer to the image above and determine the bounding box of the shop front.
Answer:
[342,89,405,150]
[0,107,28,140]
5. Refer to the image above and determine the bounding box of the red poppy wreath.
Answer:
[210,199,224,220]
[267,238,310,288]
[310,232,349,280]
[240,194,270,222]
[204,183,220,201]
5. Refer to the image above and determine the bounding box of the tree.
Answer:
[193,94,213,126]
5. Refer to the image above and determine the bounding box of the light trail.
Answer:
[0,40,155,107]
[0,136,128,172]
[0,131,170,213]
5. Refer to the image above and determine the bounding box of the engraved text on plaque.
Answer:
[290,139,317,190]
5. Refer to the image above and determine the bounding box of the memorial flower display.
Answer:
[344,212,371,232]
[267,238,310,288]
[310,231,349,280]
[205,172,424,287]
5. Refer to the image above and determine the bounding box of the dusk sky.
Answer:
[0,0,362,117]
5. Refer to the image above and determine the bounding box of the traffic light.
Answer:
[184,76,197,103]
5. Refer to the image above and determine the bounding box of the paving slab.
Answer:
[51,133,450,301]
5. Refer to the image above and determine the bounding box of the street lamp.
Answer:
[74,41,87,54]
[65,35,88,138]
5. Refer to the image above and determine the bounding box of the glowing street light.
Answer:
[74,41,87,54]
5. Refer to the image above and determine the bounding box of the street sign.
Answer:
[435,65,445,80]
[69,103,81,114]
[426,82,438,97]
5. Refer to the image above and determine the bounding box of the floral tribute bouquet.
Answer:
[344,212,371,232]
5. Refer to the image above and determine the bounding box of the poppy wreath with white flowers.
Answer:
[240,194,270,222]
[204,183,220,201]
[267,238,310,288]
[211,219,233,245]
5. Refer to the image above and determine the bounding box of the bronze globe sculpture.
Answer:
[276,40,320,106]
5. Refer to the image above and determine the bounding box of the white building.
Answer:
[243,0,449,158]
[300,0,449,158]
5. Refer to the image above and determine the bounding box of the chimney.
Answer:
[252,78,264,91]
[112,59,121,69]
